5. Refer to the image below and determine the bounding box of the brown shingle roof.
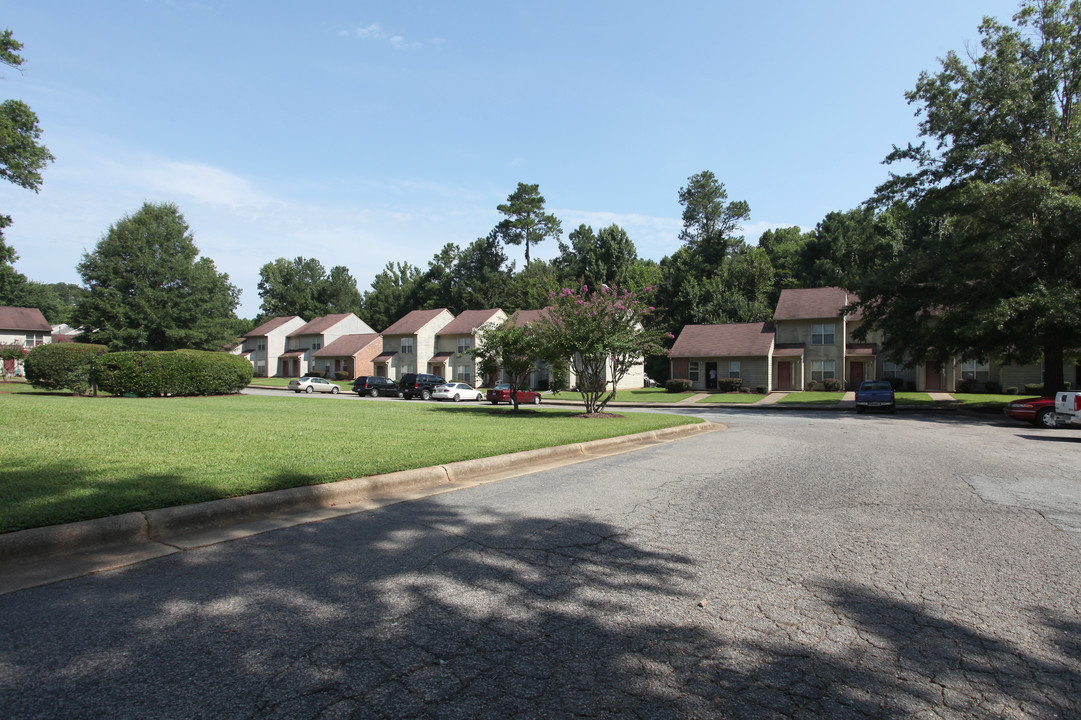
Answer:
[436,309,503,335]
[313,333,381,358]
[0,307,51,332]
[381,308,450,335]
[670,322,776,358]
[511,309,551,327]
[289,313,355,337]
[246,315,303,338]
[774,287,860,320]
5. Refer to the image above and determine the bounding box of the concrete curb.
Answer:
[0,421,715,567]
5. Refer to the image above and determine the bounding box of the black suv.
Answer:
[353,375,400,398]
[398,373,446,400]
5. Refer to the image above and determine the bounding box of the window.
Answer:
[457,338,471,355]
[456,365,472,383]
[257,341,266,351]
[811,323,835,345]
[811,360,836,381]
[882,360,901,379]
[311,340,322,350]
[960,359,990,382]
[688,361,700,382]
[401,338,414,354]
[399,364,414,377]
[728,361,741,379]
[24,333,45,347]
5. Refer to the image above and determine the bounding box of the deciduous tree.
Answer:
[850,0,1081,392]
[469,314,540,411]
[73,202,241,351]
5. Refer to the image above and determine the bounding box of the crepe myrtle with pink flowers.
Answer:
[534,285,669,414]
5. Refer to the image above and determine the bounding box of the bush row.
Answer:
[24,343,108,395]
[25,344,252,397]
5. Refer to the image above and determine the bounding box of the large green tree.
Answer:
[848,0,1081,392]
[492,182,562,264]
[256,257,362,322]
[556,223,640,291]
[360,261,421,331]
[73,202,242,351]
[0,29,54,305]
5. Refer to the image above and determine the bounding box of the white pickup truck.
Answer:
[1054,391,1081,427]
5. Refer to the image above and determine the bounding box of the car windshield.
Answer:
[862,381,892,391]
[494,383,511,390]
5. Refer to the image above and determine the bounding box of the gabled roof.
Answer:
[0,307,51,333]
[670,322,776,358]
[511,308,552,327]
[436,309,503,335]
[246,315,303,338]
[289,313,355,337]
[313,333,381,357]
[381,308,450,335]
[774,287,860,321]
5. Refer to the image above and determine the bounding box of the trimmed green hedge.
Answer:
[25,342,108,395]
[666,378,692,393]
[95,350,253,397]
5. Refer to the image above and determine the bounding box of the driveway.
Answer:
[1,409,1078,718]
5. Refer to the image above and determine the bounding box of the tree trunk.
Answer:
[1043,336,1066,395]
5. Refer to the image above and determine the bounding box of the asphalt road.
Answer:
[1,407,1079,719]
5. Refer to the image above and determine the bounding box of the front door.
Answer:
[849,361,865,389]
[777,361,793,390]
[925,364,942,391]
[705,362,718,389]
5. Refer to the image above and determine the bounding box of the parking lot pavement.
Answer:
[1,409,1078,718]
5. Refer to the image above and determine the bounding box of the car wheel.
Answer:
[490,400,499,405]
[532,395,541,405]
[421,389,431,401]
[452,393,460,402]
[1035,407,1058,428]
[889,404,896,414]
[305,386,313,394]
[370,388,378,398]
[331,386,339,394]
[856,406,865,413]
[294,390,301,394]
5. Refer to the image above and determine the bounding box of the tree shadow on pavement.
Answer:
[0,503,1077,719]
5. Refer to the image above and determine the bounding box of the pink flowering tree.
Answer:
[534,285,669,414]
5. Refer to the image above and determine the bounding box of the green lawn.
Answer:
[951,393,1016,407]
[696,393,768,404]
[775,391,846,405]
[0,391,701,534]
[547,388,695,403]
[894,392,937,405]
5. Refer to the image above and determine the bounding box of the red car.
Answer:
[1004,396,1058,428]
[486,383,542,406]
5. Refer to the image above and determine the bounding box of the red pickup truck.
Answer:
[486,383,542,406]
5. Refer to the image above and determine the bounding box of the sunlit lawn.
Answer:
[775,391,846,405]
[548,388,695,403]
[0,390,700,534]
[895,392,937,405]
[696,393,768,404]
[951,393,1017,407]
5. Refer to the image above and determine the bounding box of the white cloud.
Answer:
[342,23,430,49]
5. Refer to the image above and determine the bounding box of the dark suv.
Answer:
[353,375,401,398]
[398,373,446,400]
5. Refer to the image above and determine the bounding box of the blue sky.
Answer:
[2,1,1023,318]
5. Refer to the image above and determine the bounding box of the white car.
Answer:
[288,376,340,394]
[431,382,484,402]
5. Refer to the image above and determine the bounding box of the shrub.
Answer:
[549,365,569,394]
[905,381,917,391]
[756,385,767,394]
[94,350,254,397]
[984,380,1002,394]
[805,380,821,391]
[24,343,108,395]
[666,378,692,393]
[1023,382,1044,394]
[306,369,326,378]
[333,371,349,380]
[1005,386,1018,395]
[957,377,977,393]
[885,377,905,391]
[717,377,742,392]
[823,378,842,391]
[738,386,751,393]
